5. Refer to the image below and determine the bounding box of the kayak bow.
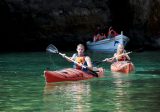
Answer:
[111,61,135,74]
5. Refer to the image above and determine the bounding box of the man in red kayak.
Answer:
[62,44,99,76]
[71,44,93,71]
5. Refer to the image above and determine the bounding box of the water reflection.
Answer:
[43,81,91,112]
[136,70,160,75]
[111,72,132,111]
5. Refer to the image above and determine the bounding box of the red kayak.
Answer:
[111,61,135,74]
[44,68,104,83]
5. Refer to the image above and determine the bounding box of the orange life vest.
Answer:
[74,56,86,70]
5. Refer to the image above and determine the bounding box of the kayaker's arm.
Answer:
[105,58,114,62]
[115,52,131,61]
[103,53,116,63]
[124,53,130,60]
[104,52,132,62]
[85,56,93,70]
[84,56,99,77]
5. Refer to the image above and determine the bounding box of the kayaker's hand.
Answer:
[103,58,108,62]
[61,53,66,58]
[124,53,130,60]
[103,58,112,62]
[80,63,87,69]
[107,59,111,62]
[75,62,86,69]
[82,66,87,70]
[93,67,99,72]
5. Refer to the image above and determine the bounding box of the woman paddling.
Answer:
[105,44,130,62]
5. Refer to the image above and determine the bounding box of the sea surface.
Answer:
[0,51,160,112]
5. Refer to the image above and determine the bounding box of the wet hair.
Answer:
[117,44,125,53]
[77,44,85,49]
[118,44,124,48]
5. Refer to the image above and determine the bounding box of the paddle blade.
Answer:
[46,44,59,54]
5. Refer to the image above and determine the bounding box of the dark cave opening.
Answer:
[108,0,133,33]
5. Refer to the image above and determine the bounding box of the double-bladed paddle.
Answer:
[93,51,132,66]
[46,44,99,77]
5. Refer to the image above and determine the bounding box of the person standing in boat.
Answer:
[107,26,118,39]
[105,44,130,62]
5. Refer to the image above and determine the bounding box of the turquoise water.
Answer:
[0,51,160,112]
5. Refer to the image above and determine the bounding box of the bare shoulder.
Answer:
[85,56,91,60]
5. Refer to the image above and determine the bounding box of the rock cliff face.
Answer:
[1,0,160,51]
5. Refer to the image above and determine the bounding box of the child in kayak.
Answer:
[105,44,130,62]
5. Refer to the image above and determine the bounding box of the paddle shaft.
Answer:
[58,52,98,77]
[93,52,132,65]
[59,52,87,69]
[103,51,132,62]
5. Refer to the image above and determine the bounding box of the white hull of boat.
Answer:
[86,34,129,52]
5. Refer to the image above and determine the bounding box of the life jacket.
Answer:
[73,55,88,71]
[117,55,127,61]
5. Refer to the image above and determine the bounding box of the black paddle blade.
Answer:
[86,70,98,77]
[46,44,59,54]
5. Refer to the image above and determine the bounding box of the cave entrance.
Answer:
[108,0,133,33]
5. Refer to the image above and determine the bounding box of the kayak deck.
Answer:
[111,61,135,74]
[44,68,104,83]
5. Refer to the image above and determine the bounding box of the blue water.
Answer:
[0,51,160,112]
